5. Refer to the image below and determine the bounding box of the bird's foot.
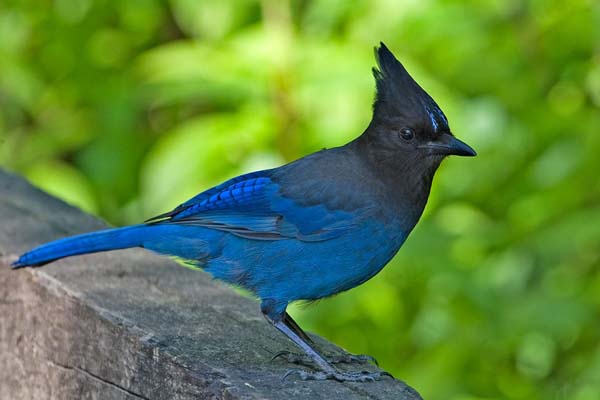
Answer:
[282,368,393,382]
[272,350,378,366]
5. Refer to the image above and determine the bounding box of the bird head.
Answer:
[364,43,476,166]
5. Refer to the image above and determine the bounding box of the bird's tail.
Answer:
[12,225,148,268]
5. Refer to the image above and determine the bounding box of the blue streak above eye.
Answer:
[428,110,439,131]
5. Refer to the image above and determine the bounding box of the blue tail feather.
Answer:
[12,225,147,268]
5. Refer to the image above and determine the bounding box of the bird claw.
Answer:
[282,368,393,382]
[333,353,379,366]
[272,350,378,366]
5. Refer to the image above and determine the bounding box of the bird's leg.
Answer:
[273,312,378,366]
[264,311,390,382]
[283,312,314,344]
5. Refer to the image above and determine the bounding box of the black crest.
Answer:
[372,42,449,133]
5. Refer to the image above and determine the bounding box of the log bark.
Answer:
[0,169,422,400]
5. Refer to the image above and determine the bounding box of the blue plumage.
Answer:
[12,43,476,382]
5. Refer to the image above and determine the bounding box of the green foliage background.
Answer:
[1,1,599,398]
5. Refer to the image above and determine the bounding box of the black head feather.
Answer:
[372,42,449,134]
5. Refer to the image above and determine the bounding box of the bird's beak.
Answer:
[421,133,476,157]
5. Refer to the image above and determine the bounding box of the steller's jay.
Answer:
[12,43,475,382]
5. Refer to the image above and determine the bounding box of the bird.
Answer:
[12,42,476,382]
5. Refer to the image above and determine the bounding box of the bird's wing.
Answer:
[145,170,356,241]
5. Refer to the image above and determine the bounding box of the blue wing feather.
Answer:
[173,176,273,219]
[146,170,355,241]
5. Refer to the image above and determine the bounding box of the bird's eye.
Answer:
[399,127,414,141]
